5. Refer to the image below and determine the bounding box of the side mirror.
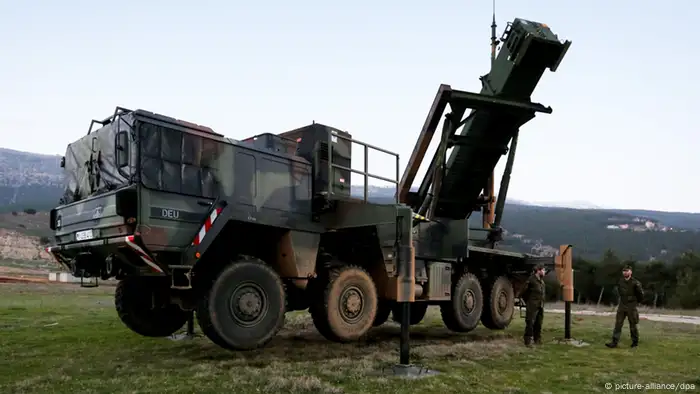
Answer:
[116,131,129,168]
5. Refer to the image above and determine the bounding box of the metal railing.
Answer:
[326,130,400,203]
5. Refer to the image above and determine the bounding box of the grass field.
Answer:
[1,283,699,394]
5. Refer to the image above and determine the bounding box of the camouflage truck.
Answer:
[46,18,573,351]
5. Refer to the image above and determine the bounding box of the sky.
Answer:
[1,0,698,213]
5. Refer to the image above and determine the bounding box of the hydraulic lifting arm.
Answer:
[397,18,571,223]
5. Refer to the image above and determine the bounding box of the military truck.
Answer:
[46,18,572,351]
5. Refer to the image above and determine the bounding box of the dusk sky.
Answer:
[1,0,697,212]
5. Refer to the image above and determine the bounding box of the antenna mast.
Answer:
[490,0,498,66]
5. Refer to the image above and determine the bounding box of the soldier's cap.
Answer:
[622,265,632,271]
[534,263,545,271]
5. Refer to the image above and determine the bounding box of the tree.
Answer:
[594,249,623,306]
[565,249,700,310]
[572,258,596,304]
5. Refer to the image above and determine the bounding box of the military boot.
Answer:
[630,340,638,348]
[524,337,532,347]
[605,341,617,348]
[534,337,542,345]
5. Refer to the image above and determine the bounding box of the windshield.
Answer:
[60,112,136,204]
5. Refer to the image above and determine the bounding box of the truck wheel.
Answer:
[196,258,286,351]
[373,299,392,327]
[115,277,189,337]
[481,276,515,330]
[440,272,483,332]
[310,265,378,342]
[391,302,428,325]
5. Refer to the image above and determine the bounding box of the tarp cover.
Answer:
[61,114,135,204]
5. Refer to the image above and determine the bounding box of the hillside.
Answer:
[1,148,700,263]
[496,204,700,261]
[350,186,700,261]
[0,148,64,212]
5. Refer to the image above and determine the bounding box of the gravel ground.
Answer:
[548,308,700,325]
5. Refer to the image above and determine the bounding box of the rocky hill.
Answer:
[2,148,700,264]
[0,148,64,212]
[0,211,54,277]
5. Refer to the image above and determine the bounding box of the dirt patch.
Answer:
[0,266,50,276]
[0,275,48,284]
[547,301,700,317]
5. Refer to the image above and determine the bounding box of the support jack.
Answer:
[553,301,589,347]
[169,312,199,341]
[384,364,440,379]
[381,302,440,379]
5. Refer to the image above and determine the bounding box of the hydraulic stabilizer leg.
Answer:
[169,311,198,341]
[560,245,574,340]
[386,207,439,378]
[396,206,415,366]
[554,245,583,346]
[399,301,410,365]
[187,312,195,336]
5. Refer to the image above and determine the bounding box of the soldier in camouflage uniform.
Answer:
[521,263,546,346]
[606,265,644,348]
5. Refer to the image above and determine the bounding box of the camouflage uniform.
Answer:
[521,265,546,346]
[606,266,644,348]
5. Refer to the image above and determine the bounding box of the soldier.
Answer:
[521,263,546,346]
[606,265,644,348]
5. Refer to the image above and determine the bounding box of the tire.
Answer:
[196,258,286,351]
[481,276,515,330]
[391,302,428,325]
[440,272,484,333]
[115,277,189,337]
[373,299,392,327]
[310,265,378,342]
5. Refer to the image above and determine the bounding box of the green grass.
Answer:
[1,283,699,394]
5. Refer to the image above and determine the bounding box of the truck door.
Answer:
[137,120,221,250]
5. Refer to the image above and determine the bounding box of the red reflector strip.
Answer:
[124,236,163,273]
[193,207,223,246]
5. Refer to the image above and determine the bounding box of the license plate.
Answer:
[75,229,95,241]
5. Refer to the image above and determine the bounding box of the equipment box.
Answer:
[280,123,352,197]
[241,133,297,155]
